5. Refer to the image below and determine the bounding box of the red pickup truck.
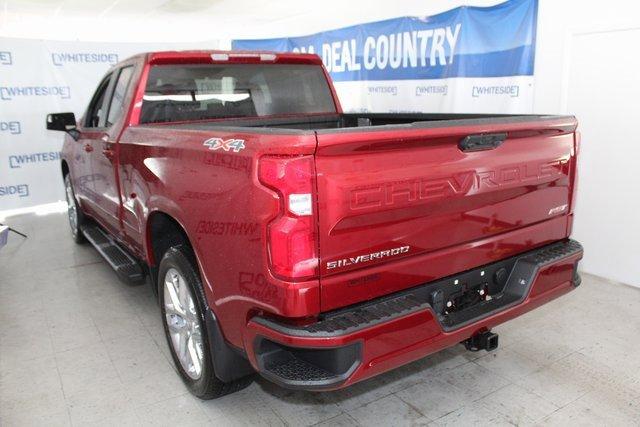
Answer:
[46,50,583,399]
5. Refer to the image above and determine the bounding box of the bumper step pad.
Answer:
[254,338,361,390]
[81,225,145,284]
[254,239,583,338]
[306,294,423,334]
[266,357,336,382]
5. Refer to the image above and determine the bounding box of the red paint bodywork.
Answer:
[61,50,581,389]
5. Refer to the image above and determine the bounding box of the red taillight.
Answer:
[259,156,318,280]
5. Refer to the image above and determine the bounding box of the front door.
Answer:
[74,73,113,220]
[89,65,135,236]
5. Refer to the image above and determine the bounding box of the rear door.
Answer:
[314,116,578,311]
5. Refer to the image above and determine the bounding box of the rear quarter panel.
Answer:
[117,125,319,347]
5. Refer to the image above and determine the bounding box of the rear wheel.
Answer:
[158,245,252,399]
[64,174,86,244]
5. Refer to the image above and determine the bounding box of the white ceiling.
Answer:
[0,0,503,43]
[1,0,309,20]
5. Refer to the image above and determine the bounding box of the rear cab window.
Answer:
[139,64,336,124]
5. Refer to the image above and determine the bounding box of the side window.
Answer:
[106,66,134,127]
[85,74,112,128]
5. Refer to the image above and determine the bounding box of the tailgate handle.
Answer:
[459,133,506,152]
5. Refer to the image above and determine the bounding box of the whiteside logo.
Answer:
[326,245,410,270]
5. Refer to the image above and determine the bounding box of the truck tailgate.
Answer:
[314,116,578,312]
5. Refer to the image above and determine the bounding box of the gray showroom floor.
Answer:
[1,212,640,426]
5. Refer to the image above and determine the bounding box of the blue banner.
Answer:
[232,0,537,82]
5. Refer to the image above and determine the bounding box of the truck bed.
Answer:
[135,113,578,312]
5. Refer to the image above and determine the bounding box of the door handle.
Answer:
[459,133,507,152]
[101,136,115,160]
[102,148,115,160]
[83,144,93,152]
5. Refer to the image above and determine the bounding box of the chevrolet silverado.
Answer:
[46,50,583,399]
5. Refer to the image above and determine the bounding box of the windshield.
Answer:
[140,63,336,124]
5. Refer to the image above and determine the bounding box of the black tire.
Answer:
[63,173,86,244]
[158,245,252,399]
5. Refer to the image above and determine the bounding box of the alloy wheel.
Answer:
[65,177,78,236]
[163,268,204,380]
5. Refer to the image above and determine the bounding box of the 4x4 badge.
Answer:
[203,138,246,153]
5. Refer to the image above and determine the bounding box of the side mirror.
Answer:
[46,112,76,131]
[46,112,80,140]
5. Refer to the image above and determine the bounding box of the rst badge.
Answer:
[203,137,246,153]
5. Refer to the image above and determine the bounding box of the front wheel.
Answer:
[64,174,86,244]
[158,245,252,399]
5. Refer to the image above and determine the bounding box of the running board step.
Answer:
[81,225,145,284]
